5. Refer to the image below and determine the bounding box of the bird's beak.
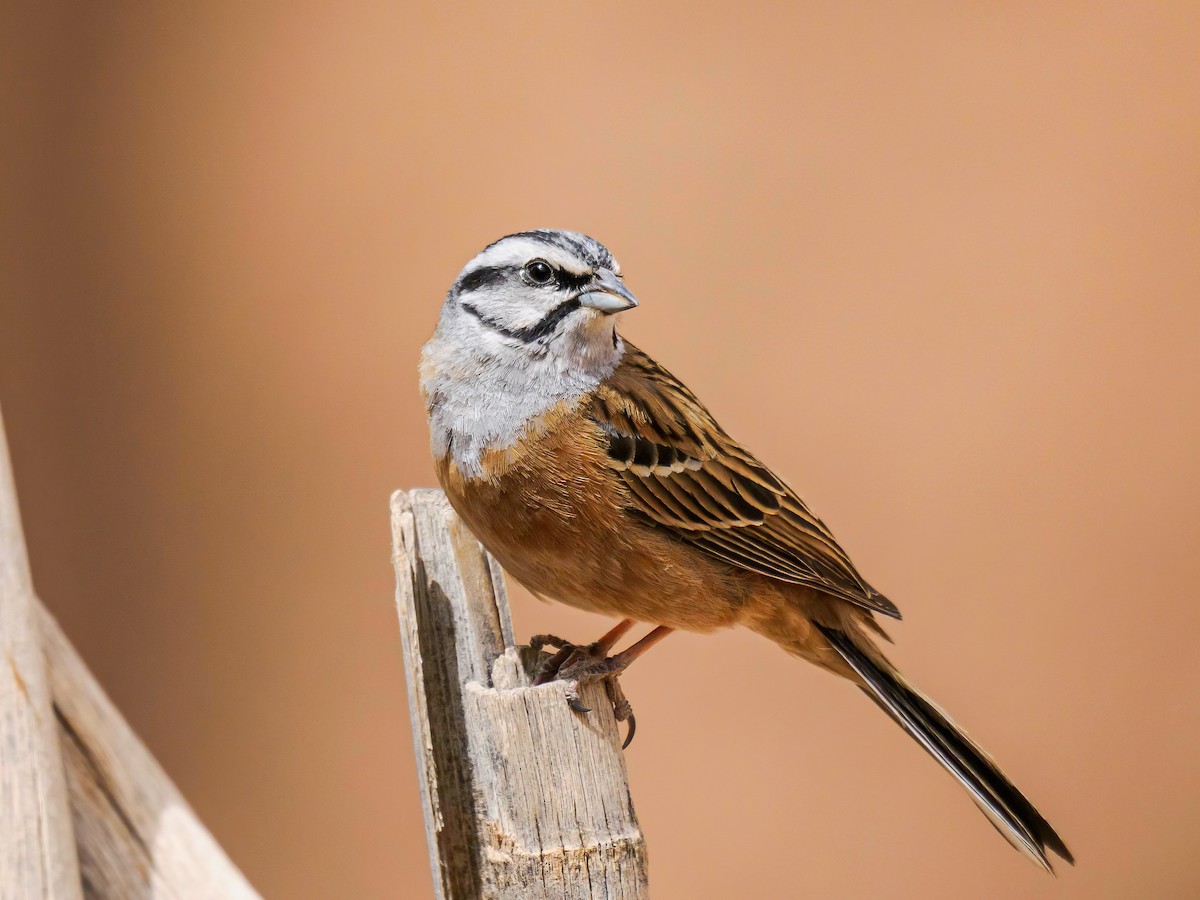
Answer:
[578,268,638,315]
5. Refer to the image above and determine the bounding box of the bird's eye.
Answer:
[524,260,555,285]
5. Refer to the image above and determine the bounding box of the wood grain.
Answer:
[1,402,258,899]
[391,489,649,899]
[40,602,260,900]
[0,409,83,900]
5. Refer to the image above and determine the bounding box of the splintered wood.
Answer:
[391,489,649,900]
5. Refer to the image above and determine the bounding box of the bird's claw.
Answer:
[606,679,637,749]
[529,635,639,748]
[620,713,636,749]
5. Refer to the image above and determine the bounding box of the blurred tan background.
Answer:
[3,2,1198,898]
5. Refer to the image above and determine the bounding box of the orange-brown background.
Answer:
[3,3,1198,898]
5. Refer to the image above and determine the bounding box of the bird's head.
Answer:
[434,230,637,370]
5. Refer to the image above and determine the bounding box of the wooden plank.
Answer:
[391,489,649,900]
[39,601,261,900]
[0,409,83,900]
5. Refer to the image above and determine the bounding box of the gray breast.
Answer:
[422,340,621,480]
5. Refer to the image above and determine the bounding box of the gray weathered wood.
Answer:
[0,401,259,899]
[391,489,649,900]
[0,409,83,900]
[39,601,261,900]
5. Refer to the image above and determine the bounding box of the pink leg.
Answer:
[594,618,636,654]
[609,625,673,666]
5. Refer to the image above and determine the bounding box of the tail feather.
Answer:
[818,625,1073,871]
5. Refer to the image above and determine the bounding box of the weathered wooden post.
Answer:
[0,410,81,899]
[0,402,260,899]
[391,489,650,900]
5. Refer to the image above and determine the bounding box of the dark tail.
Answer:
[818,625,1073,871]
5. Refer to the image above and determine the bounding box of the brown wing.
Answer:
[589,342,900,619]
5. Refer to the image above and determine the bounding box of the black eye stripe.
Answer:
[454,264,517,295]
[454,262,594,296]
[556,269,593,291]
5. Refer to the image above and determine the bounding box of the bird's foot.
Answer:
[529,634,637,748]
[529,634,599,685]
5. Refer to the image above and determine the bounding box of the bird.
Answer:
[420,228,1073,872]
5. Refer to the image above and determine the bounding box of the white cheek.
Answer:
[470,285,563,331]
[475,327,515,360]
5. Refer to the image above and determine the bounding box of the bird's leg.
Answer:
[558,625,675,748]
[530,618,636,685]
[557,624,673,688]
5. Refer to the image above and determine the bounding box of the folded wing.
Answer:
[589,342,900,619]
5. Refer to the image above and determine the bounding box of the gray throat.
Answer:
[420,311,624,479]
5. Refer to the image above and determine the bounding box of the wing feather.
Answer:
[591,342,900,619]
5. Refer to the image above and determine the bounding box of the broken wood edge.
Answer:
[391,488,649,900]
